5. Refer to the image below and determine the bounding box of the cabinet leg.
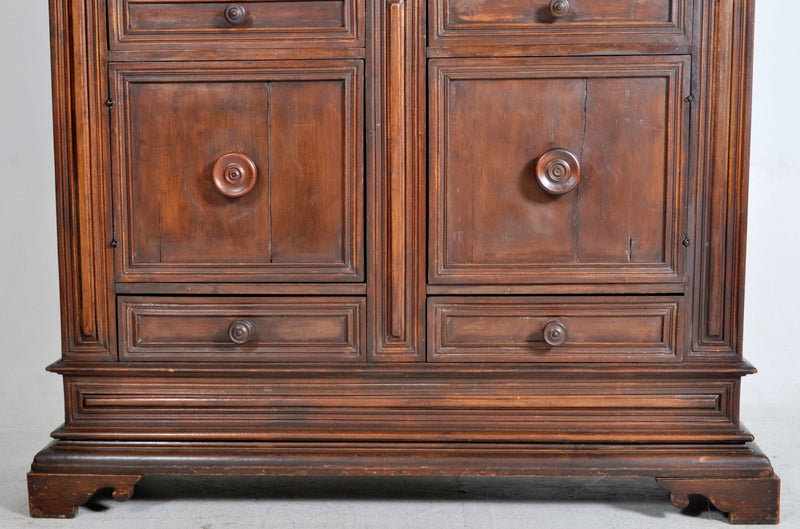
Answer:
[656,476,780,525]
[27,472,141,518]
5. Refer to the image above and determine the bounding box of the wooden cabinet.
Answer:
[429,56,688,285]
[28,0,779,524]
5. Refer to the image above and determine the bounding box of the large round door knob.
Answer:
[549,0,571,18]
[228,320,253,345]
[212,153,258,198]
[224,3,247,25]
[535,148,581,195]
[543,321,567,346]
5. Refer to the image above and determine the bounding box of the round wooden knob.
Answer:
[228,320,253,344]
[543,321,567,346]
[212,153,257,198]
[224,3,247,25]
[535,148,581,195]
[549,0,571,18]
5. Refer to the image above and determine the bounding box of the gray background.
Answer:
[1,1,798,527]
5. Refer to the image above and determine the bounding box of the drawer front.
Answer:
[60,372,749,443]
[431,0,692,49]
[109,0,364,49]
[429,56,690,286]
[110,61,363,283]
[118,296,366,361]
[428,297,681,362]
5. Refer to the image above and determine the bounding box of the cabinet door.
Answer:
[110,61,363,283]
[429,56,690,287]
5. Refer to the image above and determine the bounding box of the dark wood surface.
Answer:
[108,0,364,49]
[31,0,778,523]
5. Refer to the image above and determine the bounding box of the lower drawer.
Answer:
[428,296,681,362]
[118,296,366,362]
[58,370,749,443]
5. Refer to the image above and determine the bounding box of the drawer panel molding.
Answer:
[109,0,364,49]
[428,297,681,362]
[60,374,748,443]
[118,296,366,362]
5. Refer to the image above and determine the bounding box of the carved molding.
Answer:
[691,0,755,357]
[51,0,114,359]
[368,0,425,360]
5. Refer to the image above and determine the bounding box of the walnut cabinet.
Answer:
[28,0,780,523]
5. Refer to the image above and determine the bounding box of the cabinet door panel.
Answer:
[110,61,363,282]
[428,296,681,363]
[429,56,689,286]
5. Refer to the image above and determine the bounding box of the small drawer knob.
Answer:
[212,152,258,198]
[535,148,581,195]
[543,321,567,346]
[549,0,571,18]
[224,3,247,25]
[228,320,253,344]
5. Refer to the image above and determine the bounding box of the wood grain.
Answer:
[109,60,364,282]
[108,0,364,49]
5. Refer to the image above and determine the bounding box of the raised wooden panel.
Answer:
[108,0,364,49]
[428,297,680,362]
[59,373,749,443]
[691,0,755,358]
[118,296,366,362]
[429,56,690,286]
[109,60,363,283]
[430,0,692,51]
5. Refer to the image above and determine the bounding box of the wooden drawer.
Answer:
[429,56,689,287]
[59,369,749,443]
[428,297,681,362]
[118,296,366,362]
[430,0,692,51]
[108,0,364,50]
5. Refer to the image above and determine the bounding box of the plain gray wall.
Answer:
[1,1,798,445]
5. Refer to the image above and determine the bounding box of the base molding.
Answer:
[657,477,780,525]
[28,439,779,522]
[27,472,141,518]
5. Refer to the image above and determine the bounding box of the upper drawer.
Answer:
[428,296,681,363]
[108,0,364,50]
[109,60,364,283]
[430,0,693,52]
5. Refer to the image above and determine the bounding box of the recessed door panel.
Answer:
[110,61,363,282]
[429,56,689,286]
